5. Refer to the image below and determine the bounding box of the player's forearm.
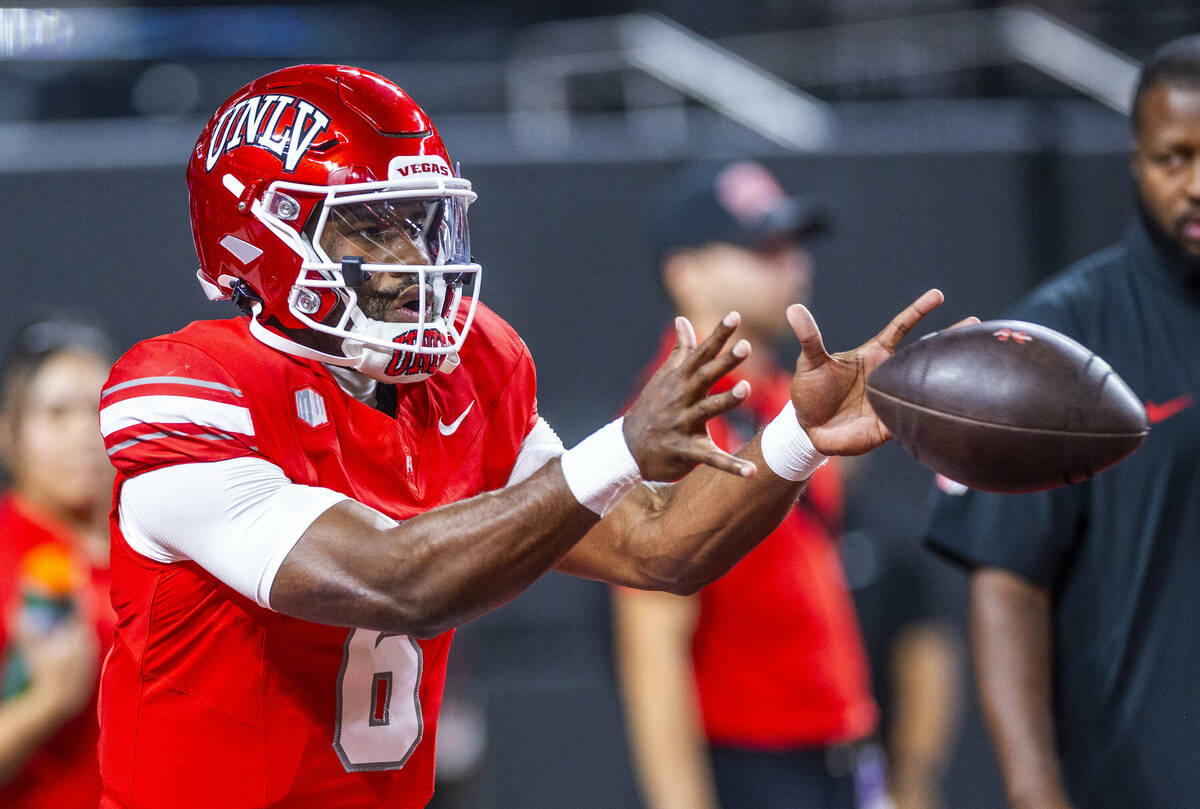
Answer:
[565,435,804,593]
[970,568,1074,809]
[646,435,806,590]
[272,458,598,636]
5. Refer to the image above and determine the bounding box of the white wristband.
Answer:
[559,417,643,516]
[761,402,828,481]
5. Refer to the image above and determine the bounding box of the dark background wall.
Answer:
[0,138,1133,808]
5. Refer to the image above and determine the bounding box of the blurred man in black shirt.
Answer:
[926,35,1200,809]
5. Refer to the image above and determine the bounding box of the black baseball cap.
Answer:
[2,312,116,384]
[658,160,828,260]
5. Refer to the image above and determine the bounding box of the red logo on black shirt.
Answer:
[1145,394,1194,425]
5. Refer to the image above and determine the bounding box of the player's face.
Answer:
[320,200,439,323]
[1134,83,1200,256]
[5,351,112,518]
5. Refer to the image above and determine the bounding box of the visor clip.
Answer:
[341,256,365,287]
[230,280,263,316]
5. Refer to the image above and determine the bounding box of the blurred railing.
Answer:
[0,4,1156,171]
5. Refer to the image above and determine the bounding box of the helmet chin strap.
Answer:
[247,302,356,366]
[245,301,459,385]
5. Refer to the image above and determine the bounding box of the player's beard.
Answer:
[354,273,431,323]
[343,276,454,384]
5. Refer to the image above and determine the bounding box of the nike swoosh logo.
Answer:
[1145,394,1194,425]
[438,401,474,436]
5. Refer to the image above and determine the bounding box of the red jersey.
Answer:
[695,368,877,746]
[97,305,537,809]
[0,495,114,809]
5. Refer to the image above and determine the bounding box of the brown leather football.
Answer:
[865,320,1148,493]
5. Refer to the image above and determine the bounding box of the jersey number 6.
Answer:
[333,628,424,772]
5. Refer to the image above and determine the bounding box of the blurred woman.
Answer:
[0,315,116,809]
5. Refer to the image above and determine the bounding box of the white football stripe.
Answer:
[100,395,255,438]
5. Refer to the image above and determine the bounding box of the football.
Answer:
[865,320,1148,493]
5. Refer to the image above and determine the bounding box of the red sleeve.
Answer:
[526,396,541,437]
[506,320,539,438]
[100,339,260,477]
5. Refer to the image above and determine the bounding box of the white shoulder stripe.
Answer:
[102,376,243,397]
[100,395,255,439]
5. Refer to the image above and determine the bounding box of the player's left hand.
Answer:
[622,312,756,481]
[787,289,974,456]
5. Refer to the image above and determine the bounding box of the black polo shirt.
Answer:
[925,219,1200,809]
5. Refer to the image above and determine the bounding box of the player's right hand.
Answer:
[622,312,755,481]
[786,289,948,456]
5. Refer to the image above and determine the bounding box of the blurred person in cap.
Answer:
[615,161,955,809]
[925,34,1200,809]
[0,314,116,808]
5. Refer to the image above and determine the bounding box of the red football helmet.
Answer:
[187,64,480,383]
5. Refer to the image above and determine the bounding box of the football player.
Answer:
[96,65,947,808]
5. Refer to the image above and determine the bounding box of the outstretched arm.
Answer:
[558,289,952,591]
[255,290,948,633]
[269,314,754,636]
